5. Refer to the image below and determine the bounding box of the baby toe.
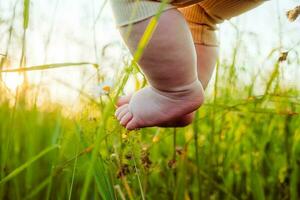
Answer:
[120,111,133,126]
[117,94,132,107]
[126,118,140,130]
[115,104,128,120]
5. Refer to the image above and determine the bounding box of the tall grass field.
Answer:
[0,1,300,200]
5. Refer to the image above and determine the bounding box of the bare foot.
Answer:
[116,94,195,128]
[115,81,203,130]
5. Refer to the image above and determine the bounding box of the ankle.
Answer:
[150,80,205,108]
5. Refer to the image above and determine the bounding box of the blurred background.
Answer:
[1,2,300,199]
[0,0,299,107]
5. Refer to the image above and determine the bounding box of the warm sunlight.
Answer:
[0,0,299,199]
[2,73,24,92]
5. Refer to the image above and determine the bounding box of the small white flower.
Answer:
[90,80,114,97]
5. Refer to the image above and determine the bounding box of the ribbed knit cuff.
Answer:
[188,22,219,46]
[110,1,175,27]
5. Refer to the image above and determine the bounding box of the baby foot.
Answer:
[116,94,195,127]
[115,81,204,130]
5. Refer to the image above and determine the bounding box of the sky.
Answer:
[0,0,299,106]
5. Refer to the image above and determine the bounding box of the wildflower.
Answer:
[110,153,118,160]
[117,164,130,178]
[185,129,193,141]
[141,147,152,169]
[83,146,94,153]
[98,82,112,95]
[286,6,300,22]
[142,146,148,151]
[122,133,128,139]
[278,51,288,62]
[125,153,132,160]
[102,85,111,93]
[199,134,206,145]
[152,134,160,143]
[220,132,225,140]
[91,80,113,97]
[175,146,183,155]
[168,159,176,169]
[247,96,256,101]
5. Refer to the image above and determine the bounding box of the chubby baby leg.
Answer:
[115,9,204,130]
[195,44,219,89]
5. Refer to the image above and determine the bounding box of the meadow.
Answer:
[0,1,300,200]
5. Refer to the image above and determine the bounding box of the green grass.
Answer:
[1,1,300,199]
[0,55,299,199]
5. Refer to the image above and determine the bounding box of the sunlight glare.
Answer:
[3,73,24,92]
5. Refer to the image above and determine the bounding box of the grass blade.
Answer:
[0,62,98,73]
[0,145,59,185]
[23,0,30,29]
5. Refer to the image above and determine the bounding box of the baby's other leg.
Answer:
[179,5,220,89]
[180,0,264,88]
[195,44,219,89]
[116,9,204,130]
